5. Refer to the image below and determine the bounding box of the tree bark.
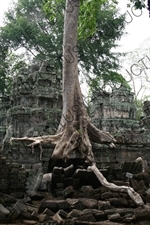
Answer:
[88,164,144,207]
[9,0,116,163]
[8,0,145,207]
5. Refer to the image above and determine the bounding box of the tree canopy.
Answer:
[0,0,129,93]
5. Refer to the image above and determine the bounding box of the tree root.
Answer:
[88,164,145,207]
[9,132,63,160]
[9,118,116,162]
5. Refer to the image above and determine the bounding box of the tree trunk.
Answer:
[9,0,145,207]
[9,0,116,163]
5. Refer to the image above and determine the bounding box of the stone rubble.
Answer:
[0,161,150,224]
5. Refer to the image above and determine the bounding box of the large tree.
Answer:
[0,0,128,91]
[10,0,145,206]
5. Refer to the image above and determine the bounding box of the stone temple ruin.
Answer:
[1,62,150,224]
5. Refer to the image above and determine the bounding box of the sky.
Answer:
[116,1,150,52]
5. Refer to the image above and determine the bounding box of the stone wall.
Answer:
[90,87,138,133]
[0,156,27,196]
[10,62,62,138]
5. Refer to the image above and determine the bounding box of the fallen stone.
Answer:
[122,213,135,223]
[64,178,73,187]
[0,193,17,204]
[93,210,107,221]
[56,183,64,189]
[57,209,68,219]
[74,220,127,225]
[77,213,96,222]
[98,200,111,210]
[38,200,69,213]
[66,198,85,211]
[22,220,37,225]
[52,174,64,185]
[29,191,46,201]
[53,212,64,224]
[73,178,80,189]
[31,211,38,220]
[42,208,54,216]
[63,186,74,198]
[108,198,128,206]
[0,204,10,215]
[38,213,51,222]
[64,164,74,178]
[134,208,150,220]
[53,167,63,175]
[81,186,100,198]
[101,192,119,200]
[67,209,82,218]
[9,200,27,219]
[80,198,98,209]
[108,213,121,222]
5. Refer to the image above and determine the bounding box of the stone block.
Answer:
[57,209,68,219]
[0,204,10,215]
[66,199,85,211]
[64,178,73,187]
[42,208,54,217]
[134,208,150,220]
[53,212,64,225]
[80,198,98,209]
[52,174,64,185]
[93,210,107,221]
[64,164,74,178]
[73,178,80,189]
[9,200,27,219]
[77,213,96,222]
[108,213,121,222]
[98,200,111,210]
[67,209,82,218]
[63,186,74,199]
[38,200,69,214]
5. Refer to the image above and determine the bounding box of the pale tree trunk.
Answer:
[9,0,145,207]
[9,0,115,162]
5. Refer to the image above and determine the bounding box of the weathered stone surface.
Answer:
[108,213,121,222]
[53,167,63,175]
[22,220,37,225]
[77,213,96,222]
[98,200,111,210]
[0,204,10,215]
[42,208,54,217]
[63,186,74,199]
[107,198,128,207]
[53,212,64,224]
[64,164,74,178]
[67,209,82,218]
[9,200,27,219]
[57,209,68,219]
[122,213,135,223]
[134,208,150,220]
[66,198,85,211]
[101,192,119,200]
[80,198,98,209]
[93,210,107,221]
[38,213,51,222]
[38,200,69,214]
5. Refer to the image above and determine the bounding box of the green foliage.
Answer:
[134,99,143,120]
[0,42,27,95]
[78,0,106,39]
[127,0,147,9]
[0,0,128,92]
